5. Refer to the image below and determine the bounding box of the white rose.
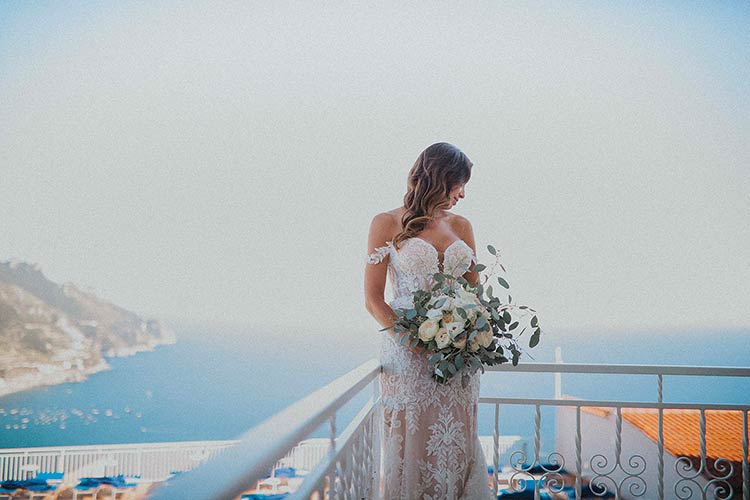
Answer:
[418,319,439,342]
[444,321,465,339]
[435,328,451,349]
[457,287,480,305]
[477,330,494,348]
[441,296,455,310]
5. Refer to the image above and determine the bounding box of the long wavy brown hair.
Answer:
[393,142,473,250]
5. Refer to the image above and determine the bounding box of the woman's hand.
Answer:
[388,327,429,356]
[410,343,430,356]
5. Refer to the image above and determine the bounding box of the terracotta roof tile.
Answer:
[622,408,746,462]
[561,396,747,462]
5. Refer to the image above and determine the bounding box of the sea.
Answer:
[1,322,748,456]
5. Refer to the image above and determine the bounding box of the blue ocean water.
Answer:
[1,323,748,453]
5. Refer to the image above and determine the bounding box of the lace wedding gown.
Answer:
[366,237,495,500]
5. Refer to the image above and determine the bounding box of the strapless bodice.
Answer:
[366,236,477,310]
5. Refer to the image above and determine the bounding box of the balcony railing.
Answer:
[144,358,750,500]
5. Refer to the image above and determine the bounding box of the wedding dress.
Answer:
[366,237,496,500]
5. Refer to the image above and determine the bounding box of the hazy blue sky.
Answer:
[1,1,748,341]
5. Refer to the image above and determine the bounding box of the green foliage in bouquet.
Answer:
[380,244,543,385]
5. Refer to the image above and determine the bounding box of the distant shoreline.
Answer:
[0,338,176,400]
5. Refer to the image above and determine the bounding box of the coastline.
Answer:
[0,337,177,400]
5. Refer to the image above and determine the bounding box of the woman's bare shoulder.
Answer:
[371,207,404,225]
[369,208,402,236]
[448,212,474,237]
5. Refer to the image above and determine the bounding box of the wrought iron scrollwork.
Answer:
[588,407,648,498]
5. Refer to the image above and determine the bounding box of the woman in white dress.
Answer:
[364,142,496,499]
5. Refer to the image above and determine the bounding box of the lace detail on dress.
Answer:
[366,242,392,265]
[369,237,494,500]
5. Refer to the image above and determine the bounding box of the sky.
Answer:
[1,1,748,342]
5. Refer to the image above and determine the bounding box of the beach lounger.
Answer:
[554,484,615,499]
[497,479,558,499]
[0,479,58,500]
[240,494,289,500]
[71,475,138,500]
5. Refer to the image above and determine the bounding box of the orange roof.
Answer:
[561,395,747,462]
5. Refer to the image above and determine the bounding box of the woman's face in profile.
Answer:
[448,182,466,208]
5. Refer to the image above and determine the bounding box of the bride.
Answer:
[364,142,496,499]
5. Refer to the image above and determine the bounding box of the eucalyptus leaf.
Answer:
[508,321,519,330]
[503,311,511,323]
[497,277,510,289]
[487,244,497,255]
[529,330,540,348]
[455,355,465,369]
[474,264,486,272]
[531,315,538,327]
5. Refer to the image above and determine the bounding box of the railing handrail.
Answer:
[147,358,381,500]
[485,361,750,376]
[479,396,750,410]
[0,440,239,454]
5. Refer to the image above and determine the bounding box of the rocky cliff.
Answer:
[0,260,176,397]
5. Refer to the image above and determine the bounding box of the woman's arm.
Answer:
[364,213,397,327]
[364,212,426,355]
[454,216,480,287]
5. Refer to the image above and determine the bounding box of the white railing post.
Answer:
[554,346,562,399]
[328,414,336,499]
[743,409,748,500]
[657,372,664,500]
[575,405,582,500]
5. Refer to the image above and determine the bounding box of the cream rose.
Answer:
[477,330,494,348]
[435,327,451,349]
[452,336,467,350]
[418,319,439,342]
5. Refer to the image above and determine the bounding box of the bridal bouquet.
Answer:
[381,244,542,385]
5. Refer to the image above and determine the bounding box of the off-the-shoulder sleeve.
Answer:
[365,242,391,265]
